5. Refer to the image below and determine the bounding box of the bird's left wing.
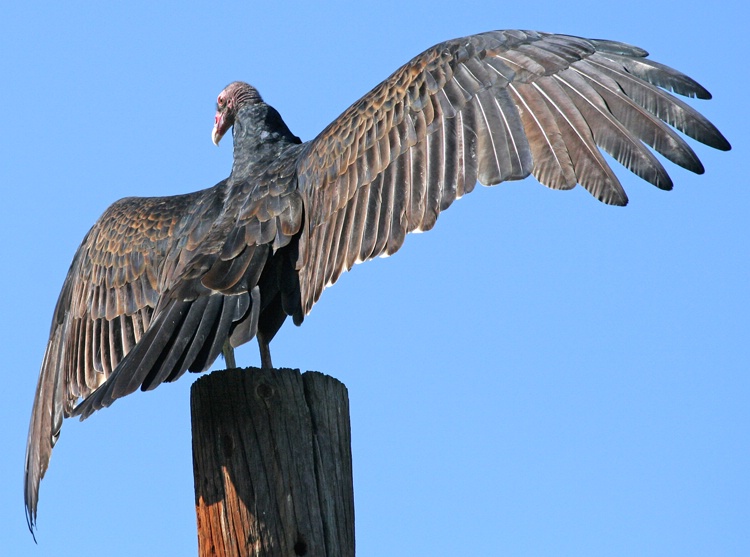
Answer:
[294,30,729,316]
[24,190,200,534]
[25,166,304,532]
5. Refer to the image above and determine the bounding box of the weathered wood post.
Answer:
[191,367,355,557]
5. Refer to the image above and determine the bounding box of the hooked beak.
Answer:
[212,110,234,146]
[212,113,225,146]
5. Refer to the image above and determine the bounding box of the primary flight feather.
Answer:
[25,29,730,533]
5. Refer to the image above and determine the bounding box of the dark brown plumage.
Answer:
[25,30,730,533]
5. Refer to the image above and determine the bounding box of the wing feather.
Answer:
[585,53,730,150]
[533,76,626,204]
[322,195,350,285]
[554,68,672,190]
[571,60,703,173]
[509,82,576,189]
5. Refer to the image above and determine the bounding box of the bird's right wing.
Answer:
[294,30,730,315]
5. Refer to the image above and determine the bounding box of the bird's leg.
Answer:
[222,339,237,369]
[257,331,273,369]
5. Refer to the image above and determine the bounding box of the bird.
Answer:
[24,29,730,534]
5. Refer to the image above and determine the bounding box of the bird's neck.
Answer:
[230,103,301,180]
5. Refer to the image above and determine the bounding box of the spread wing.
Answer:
[295,30,730,314]
[25,164,304,531]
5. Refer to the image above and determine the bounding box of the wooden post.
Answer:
[191,367,355,557]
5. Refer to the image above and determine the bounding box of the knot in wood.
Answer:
[294,535,308,556]
[255,381,275,400]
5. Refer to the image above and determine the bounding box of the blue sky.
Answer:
[1,1,747,555]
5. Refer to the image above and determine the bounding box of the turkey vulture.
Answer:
[25,30,730,533]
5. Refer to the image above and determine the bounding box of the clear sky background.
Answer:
[1,2,747,556]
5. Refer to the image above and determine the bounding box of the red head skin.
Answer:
[211,81,262,146]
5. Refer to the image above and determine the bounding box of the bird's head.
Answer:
[212,81,263,146]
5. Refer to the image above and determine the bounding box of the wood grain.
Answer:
[191,367,354,557]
